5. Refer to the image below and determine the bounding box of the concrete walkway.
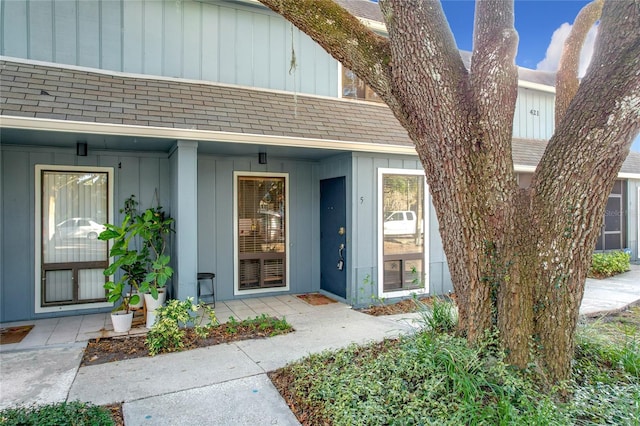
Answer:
[1,266,638,424]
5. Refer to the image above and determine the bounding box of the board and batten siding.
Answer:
[0,0,339,97]
[350,153,453,307]
[513,87,555,140]
[196,154,319,302]
[0,145,171,322]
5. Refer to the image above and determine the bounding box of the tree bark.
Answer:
[555,0,604,124]
[531,0,640,381]
[258,0,640,383]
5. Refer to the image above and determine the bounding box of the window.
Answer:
[341,66,383,103]
[35,165,113,312]
[234,172,289,295]
[595,179,627,251]
[378,169,428,296]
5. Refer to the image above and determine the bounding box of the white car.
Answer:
[55,218,106,240]
[384,211,418,236]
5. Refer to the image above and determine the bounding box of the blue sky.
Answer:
[436,0,640,152]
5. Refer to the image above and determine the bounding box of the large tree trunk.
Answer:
[258,0,640,383]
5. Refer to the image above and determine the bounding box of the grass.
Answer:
[270,301,640,425]
[0,401,114,426]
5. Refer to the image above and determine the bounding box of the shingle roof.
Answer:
[512,138,640,175]
[334,0,384,22]
[1,59,638,174]
[0,59,409,146]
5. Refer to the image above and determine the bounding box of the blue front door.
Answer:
[320,177,347,299]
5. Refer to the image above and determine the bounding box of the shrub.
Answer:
[146,298,217,356]
[0,401,114,425]
[590,251,631,278]
[414,295,458,334]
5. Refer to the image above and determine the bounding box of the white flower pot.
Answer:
[111,311,133,333]
[127,292,144,310]
[144,290,166,328]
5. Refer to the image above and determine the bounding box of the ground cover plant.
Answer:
[0,401,115,426]
[270,301,640,425]
[82,313,292,366]
[589,251,631,278]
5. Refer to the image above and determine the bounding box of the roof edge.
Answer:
[0,115,418,155]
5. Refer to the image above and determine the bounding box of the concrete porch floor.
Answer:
[0,295,318,353]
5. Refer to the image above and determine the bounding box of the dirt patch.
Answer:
[359,295,457,316]
[82,319,293,367]
[297,293,337,306]
[104,403,124,426]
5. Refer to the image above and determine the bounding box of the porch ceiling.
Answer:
[0,126,346,160]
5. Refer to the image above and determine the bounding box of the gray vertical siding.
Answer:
[349,153,453,307]
[1,0,339,97]
[513,87,555,140]
[196,154,319,302]
[0,145,171,322]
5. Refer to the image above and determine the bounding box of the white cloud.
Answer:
[536,22,598,77]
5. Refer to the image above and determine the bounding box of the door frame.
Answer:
[34,164,114,314]
[233,171,290,296]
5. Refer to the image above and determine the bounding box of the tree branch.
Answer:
[469,0,519,153]
[379,0,468,141]
[256,0,395,107]
[555,0,604,124]
[539,0,640,186]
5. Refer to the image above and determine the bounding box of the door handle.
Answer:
[337,244,345,270]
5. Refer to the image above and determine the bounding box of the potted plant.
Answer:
[100,195,174,329]
[100,213,146,333]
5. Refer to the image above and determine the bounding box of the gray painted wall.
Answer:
[0,144,171,322]
[349,153,452,307]
[513,87,555,140]
[0,0,339,97]
[196,154,319,302]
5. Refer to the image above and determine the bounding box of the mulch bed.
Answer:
[105,403,124,426]
[82,322,293,367]
[359,294,458,316]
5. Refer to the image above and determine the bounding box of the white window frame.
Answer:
[34,165,114,313]
[233,171,290,296]
[377,168,429,298]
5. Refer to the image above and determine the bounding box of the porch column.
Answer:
[170,140,198,300]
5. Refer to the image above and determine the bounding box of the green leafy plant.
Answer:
[225,316,240,334]
[0,401,114,425]
[272,312,640,425]
[589,251,631,278]
[99,195,174,310]
[146,297,217,356]
[414,295,458,334]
